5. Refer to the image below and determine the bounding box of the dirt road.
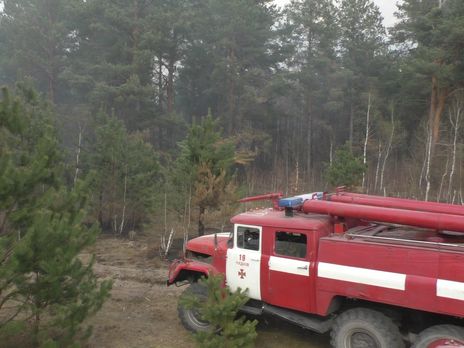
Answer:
[86,236,330,348]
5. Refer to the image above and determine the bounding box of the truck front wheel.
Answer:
[330,308,405,348]
[412,325,464,348]
[178,282,212,332]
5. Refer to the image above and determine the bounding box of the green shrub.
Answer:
[180,275,258,348]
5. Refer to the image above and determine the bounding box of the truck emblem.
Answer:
[238,269,246,279]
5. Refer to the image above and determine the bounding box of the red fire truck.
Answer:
[167,190,464,348]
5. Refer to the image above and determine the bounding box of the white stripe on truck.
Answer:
[317,262,406,291]
[437,279,464,301]
[269,256,310,276]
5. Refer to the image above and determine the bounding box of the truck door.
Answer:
[267,230,311,312]
[226,225,262,300]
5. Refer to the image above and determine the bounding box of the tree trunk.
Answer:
[329,139,334,166]
[47,73,55,104]
[437,153,449,202]
[109,160,116,231]
[425,130,433,201]
[285,117,290,194]
[374,141,382,192]
[33,272,40,347]
[349,100,354,149]
[46,0,56,104]
[74,125,83,185]
[306,94,313,183]
[447,95,462,201]
[429,75,448,155]
[98,188,104,228]
[380,106,395,193]
[198,206,205,236]
[119,168,128,234]
[157,55,163,112]
[294,160,299,194]
[167,51,175,114]
[132,0,139,62]
[362,92,371,190]
[227,47,237,134]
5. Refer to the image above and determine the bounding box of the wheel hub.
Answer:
[348,330,381,348]
[187,308,210,327]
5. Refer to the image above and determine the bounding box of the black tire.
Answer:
[412,325,464,348]
[177,282,212,332]
[330,308,405,348]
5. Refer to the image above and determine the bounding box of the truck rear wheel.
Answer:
[412,325,464,348]
[178,282,213,332]
[330,308,405,348]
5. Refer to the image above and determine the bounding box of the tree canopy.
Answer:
[1,0,464,217]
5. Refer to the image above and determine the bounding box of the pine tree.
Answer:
[177,0,279,133]
[173,114,236,236]
[179,275,258,348]
[84,112,160,233]
[325,144,366,189]
[393,0,464,152]
[0,0,78,103]
[283,0,340,179]
[338,0,386,147]
[0,86,112,346]
[64,0,155,127]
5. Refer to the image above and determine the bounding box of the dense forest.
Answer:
[1,0,464,235]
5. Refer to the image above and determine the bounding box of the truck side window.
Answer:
[275,231,307,258]
[237,226,260,251]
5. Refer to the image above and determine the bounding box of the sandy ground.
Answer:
[85,235,331,348]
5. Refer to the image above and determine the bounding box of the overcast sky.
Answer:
[273,0,400,27]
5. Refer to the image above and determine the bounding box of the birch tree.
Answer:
[447,92,463,201]
[362,93,372,190]
[380,106,395,194]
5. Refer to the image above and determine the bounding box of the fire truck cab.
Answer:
[226,209,330,314]
[167,191,464,348]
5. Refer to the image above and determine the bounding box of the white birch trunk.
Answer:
[419,123,428,190]
[294,160,299,194]
[424,129,433,201]
[164,192,167,234]
[160,228,175,259]
[374,142,382,192]
[182,186,192,255]
[437,154,449,202]
[380,106,395,193]
[329,139,334,166]
[362,93,371,190]
[73,125,83,185]
[447,98,462,202]
[119,168,128,234]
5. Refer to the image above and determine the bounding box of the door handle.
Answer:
[297,265,308,270]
